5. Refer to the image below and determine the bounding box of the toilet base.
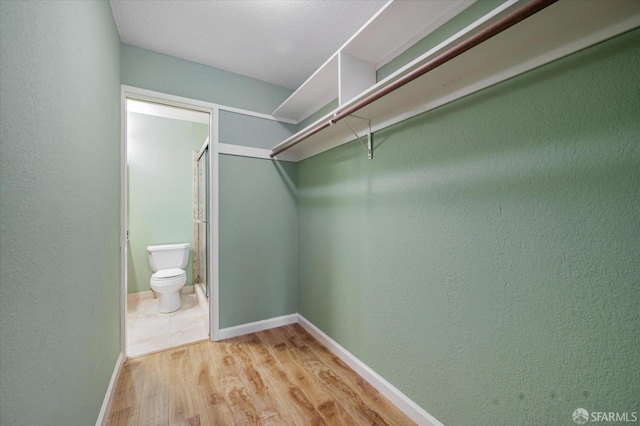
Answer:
[157,291,181,313]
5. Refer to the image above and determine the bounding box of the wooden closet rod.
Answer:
[270,0,558,158]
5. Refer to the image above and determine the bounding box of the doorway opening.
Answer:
[121,88,219,357]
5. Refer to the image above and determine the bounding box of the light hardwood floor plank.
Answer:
[188,341,236,424]
[235,333,327,425]
[167,347,201,424]
[229,335,296,425]
[105,324,415,426]
[107,359,145,426]
[258,328,357,425]
[137,351,170,425]
[288,325,411,426]
[223,341,276,424]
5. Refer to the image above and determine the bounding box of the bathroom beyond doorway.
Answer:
[124,95,213,356]
[127,293,208,357]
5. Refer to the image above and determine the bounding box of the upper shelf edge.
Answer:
[271,0,477,124]
[272,0,640,162]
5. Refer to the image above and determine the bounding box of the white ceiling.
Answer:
[110,0,387,90]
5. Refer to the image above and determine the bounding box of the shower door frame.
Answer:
[195,141,210,300]
[120,85,221,356]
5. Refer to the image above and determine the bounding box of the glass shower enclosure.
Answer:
[195,146,209,299]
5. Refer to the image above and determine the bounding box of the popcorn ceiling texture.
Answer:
[0,2,121,425]
[297,29,640,425]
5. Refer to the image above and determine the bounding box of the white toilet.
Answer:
[147,243,190,313]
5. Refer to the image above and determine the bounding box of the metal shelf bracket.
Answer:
[341,114,372,159]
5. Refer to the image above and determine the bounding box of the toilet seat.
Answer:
[152,268,185,280]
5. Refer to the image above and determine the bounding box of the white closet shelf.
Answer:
[272,0,476,124]
[271,0,640,162]
[272,54,339,125]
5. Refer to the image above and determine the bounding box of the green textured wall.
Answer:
[297,98,339,132]
[298,29,640,426]
[0,1,121,425]
[121,43,299,328]
[219,155,298,328]
[121,43,292,115]
[377,0,506,81]
[219,110,296,149]
[127,112,208,293]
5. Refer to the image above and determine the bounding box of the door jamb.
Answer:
[120,85,221,357]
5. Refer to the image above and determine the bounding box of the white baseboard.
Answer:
[127,290,154,302]
[96,350,126,426]
[296,314,443,426]
[127,286,195,303]
[217,313,298,340]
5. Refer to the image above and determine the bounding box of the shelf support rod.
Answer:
[341,115,372,159]
[269,0,557,159]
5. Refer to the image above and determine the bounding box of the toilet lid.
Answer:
[152,268,185,279]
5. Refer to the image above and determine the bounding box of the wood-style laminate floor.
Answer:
[106,323,415,426]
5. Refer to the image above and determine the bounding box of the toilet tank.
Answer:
[147,243,190,272]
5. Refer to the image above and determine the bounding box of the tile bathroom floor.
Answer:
[127,293,209,358]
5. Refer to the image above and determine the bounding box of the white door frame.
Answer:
[120,85,221,355]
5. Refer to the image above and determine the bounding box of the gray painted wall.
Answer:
[0,1,122,425]
[298,30,640,426]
